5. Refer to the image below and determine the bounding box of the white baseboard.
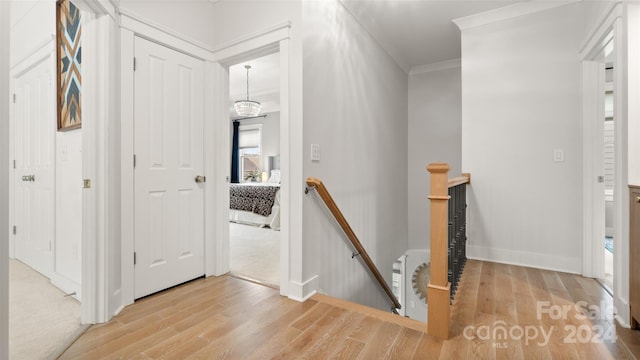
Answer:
[467,245,581,274]
[614,296,631,328]
[288,275,318,302]
[50,273,81,302]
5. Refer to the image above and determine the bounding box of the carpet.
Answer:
[230,222,280,286]
[9,259,87,360]
[605,236,613,254]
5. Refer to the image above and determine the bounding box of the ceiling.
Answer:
[229,52,280,116]
[339,0,524,72]
[228,1,525,115]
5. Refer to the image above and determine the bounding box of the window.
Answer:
[238,124,262,181]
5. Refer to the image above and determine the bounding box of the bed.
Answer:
[229,172,281,230]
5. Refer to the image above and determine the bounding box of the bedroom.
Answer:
[228,52,281,287]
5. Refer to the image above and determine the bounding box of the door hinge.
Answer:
[134,252,137,265]
[13,160,16,169]
[12,226,16,235]
[83,179,91,189]
[133,57,137,71]
[12,93,16,103]
[133,154,136,168]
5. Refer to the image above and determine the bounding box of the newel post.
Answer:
[427,162,451,340]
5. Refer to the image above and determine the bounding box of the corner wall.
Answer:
[408,64,462,251]
[459,4,588,273]
[302,0,408,310]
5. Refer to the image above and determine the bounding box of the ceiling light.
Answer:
[234,65,261,117]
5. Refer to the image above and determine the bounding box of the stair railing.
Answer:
[305,177,402,312]
[427,163,470,340]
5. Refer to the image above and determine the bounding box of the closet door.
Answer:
[13,55,55,278]
[133,37,205,299]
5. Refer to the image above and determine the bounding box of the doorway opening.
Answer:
[228,52,281,288]
[8,1,84,357]
[602,39,615,292]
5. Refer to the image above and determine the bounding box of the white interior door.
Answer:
[134,37,205,299]
[13,55,55,278]
[582,59,605,278]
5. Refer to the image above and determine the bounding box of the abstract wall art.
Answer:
[56,0,81,131]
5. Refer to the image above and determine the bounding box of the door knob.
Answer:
[195,175,206,183]
[636,196,640,203]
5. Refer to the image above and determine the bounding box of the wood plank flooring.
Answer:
[59,260,640,359]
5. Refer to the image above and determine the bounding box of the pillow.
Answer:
[268,169,281,184]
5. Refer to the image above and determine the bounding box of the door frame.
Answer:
[581,58,606,280]
[580,2,630,326]
[209,34,291,297]
[120,13,299,305]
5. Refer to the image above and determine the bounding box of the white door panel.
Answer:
[13,55,55,278]
[582,60,605,278]
[134,37,205,299]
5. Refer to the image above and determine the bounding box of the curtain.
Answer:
[231,120,240,183]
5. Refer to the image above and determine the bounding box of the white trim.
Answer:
[81,9,102,324]
[210,27,297,300]
[72,0,117,22]
[467,245,581,275]
[209,27,289,64]
[288,275,319,302]
[612,15,630,328]
[51,273,81,301]
[209,22,291,61]
[119,28,135,309]
[10,35,55,71]
[208,62,230,277]
[579,2,622,59]
[409,59,460,76]
[580,11,630,328]
[452,1,580,30]
[581,59,605,279]
[119,11,213,61]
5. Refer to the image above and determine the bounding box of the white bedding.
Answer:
[229,183,281,230]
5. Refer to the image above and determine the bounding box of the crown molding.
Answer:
[410,58,460,76]
[453,1,581,31]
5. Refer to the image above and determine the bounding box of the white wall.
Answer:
[408,65,462,250]
[9,0,55,67]
[210,1,300,49]
[118,0,215,47]
[302,0,408,310]
[460,3,594,273]
[54,131,82,295]
[1,2,11,358]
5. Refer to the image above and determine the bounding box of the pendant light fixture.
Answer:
[234,65,262,117]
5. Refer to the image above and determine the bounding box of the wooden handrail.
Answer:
[447,173,471,188]
[305,177,402,310]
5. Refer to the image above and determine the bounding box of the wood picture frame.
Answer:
[56,0,82,131]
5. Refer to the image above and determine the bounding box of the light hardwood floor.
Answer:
[59,260,640,359]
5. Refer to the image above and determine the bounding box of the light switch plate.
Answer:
[311,144,320,161]
[553,149,564,162]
